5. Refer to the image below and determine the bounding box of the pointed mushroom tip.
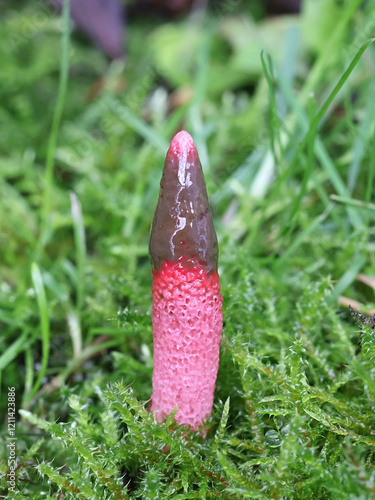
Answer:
[167,130,197,158]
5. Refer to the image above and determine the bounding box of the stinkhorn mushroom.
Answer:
[149,130,223,430]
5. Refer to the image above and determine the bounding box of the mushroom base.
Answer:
[150,258,223,430]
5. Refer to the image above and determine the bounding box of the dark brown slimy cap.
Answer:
[149,131,218,273]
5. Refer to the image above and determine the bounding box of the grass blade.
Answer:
[347,76,375,192]
[330,195,375,212]
[331,254,367,302]
[27,263,50,404]
[108,98,169,152]
[276,38,375,200]
[261,51,283,171]
[0,331,29,371]
[37,0,70,256]
[70,191,86,315]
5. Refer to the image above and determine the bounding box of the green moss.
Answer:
[1,0,375,498]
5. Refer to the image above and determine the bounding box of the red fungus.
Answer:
[149,131,223,430]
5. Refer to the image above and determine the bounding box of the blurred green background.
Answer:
[1,0,375,498]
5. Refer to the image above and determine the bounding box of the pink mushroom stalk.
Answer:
[149,131,223,430]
